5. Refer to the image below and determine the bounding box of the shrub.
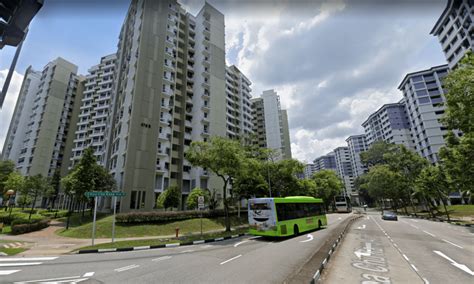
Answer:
[156,185,181,210]
[38,210,68,219]
[11,219,50,235]
[186,188,210,210]
[11,216,45,226]
[116,209,248,224]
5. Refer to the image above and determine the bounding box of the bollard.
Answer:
[175,227,179,238]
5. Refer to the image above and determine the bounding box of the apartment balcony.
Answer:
[156,164,166,173]
[157,148,167,156]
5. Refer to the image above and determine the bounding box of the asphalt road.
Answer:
[322,210,474,284]
[1,213,353,283]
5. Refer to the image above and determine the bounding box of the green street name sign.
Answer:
[85,191,126,198]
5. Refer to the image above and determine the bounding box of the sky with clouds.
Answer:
[0,0,448,163]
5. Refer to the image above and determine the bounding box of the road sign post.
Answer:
[91,196,98,246]
[198,196,205,238]
[85,191,126,246]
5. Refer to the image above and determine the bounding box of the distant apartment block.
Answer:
[2,58,84,179]
[313,152,337,172]
[105,0,253,211]
[2,67,41,165]
[398,65,455,163]
[362,101,414,150]
[346,134,368,178]
[431,0,473,69]
[333,146,355,199]
[251,89,291,160]
[70,54,116,168]
[304,163,317,179]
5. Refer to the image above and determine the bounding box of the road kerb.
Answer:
[77,233,247,254]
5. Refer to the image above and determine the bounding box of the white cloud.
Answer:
[0,69,24,152]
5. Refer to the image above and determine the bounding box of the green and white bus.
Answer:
[248,196,327,237]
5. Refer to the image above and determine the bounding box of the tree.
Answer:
[267,159,305,197]
[360,141,396,168]
[186,137,247,231]
[22,174,54,221]
[3,171,24,211]
[354,175,374,207]
[61,148,116,217]
[0,160,15,198]
[442,51,474,134]
[384,145,428,213]
[439,132,474,204]
[186,187,210,210]
[365,165,404,211]
[416,165,451,221]
[157,185,181,210]
[49,169,61,209]
[310,170,344,211]
[297,178,316,196]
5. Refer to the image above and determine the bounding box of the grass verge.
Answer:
[0,247,27,255]
[76,227,249,251]
[57,215,248,239]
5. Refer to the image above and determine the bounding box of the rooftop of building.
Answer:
[430,0,456,35]
[361,101,405,127]
[397,64,449,90]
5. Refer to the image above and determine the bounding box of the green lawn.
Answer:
[77,227,248,251]
[57,215,248,239]
[442,204,474,217]
[0,247,27,255]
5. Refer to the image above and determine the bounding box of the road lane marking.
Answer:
[234,240,249,247]
[16,275,81,283]
[402,254,410,261]
[0,257,58,262]
[411,219,418,223]
[356,224,366,230]
[354,242,372,259]
[434,250,474,276]
[411,264,419,272]
[300,234,314,242]
[422,230,436,237]
[0,270,20,275]
[410,224,419,229]
[442,239,463,249]
[423,277,430,284]
[220,254,242,265]
[200,245,213,249]
[83,272,95,277]
[0,262,42,267]
[152,256,172,262]
[114,264,139,272]
[180,249,195,253]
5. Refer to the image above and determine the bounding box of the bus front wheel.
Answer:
[294,225,299,236]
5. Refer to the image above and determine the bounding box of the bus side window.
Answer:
[276,204,286,221]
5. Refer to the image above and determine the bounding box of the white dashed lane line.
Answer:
[152,256,172,262]
[422,230,436,237]
[371,216,430,283]
[114,264,139,272]
[220,254,242,265]
[441,239,463,249]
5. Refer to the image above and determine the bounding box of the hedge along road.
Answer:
[2,213,353,283]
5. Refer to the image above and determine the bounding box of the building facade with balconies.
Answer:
[398,65,457,163]
[105,0,252,211]
[70,54,116,168]
[362,101,414,150]
[313,152,337,172]
[2,58,84,180]
[346,134,368,178]
[333,146,355,200]
[251,89,291,160]
[431,0,473,69]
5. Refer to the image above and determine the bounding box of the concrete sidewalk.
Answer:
[0,220,247,256]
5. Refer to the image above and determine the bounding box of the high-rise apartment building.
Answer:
[313,152,337,172]
[251,89,291,160]
[362,101,414,149]
[430,0,473,69]
[346,134,368,178]
[333,146,355,199]
[105,0,252,211]
[2,67,41,165]
[398,65,455,163]
[70,54,116,167]
[2,58,84,179]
